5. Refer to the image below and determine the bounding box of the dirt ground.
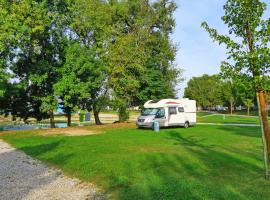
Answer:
[0,123,136,137]
[40,127,100,136]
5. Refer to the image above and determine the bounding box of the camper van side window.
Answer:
[169,107,177,115]
[178,107,184,112]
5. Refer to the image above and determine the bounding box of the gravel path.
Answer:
[0,140,104,200]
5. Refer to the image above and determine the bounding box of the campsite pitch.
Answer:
[1,124,270,200]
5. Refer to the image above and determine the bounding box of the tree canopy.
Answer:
[184,74,223,109]
[0,0,182,125]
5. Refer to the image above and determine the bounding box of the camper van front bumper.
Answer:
[136,122,153,128]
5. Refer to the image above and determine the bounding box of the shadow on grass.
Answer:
[111,130,267,200]
[17,140,74,166]
[217,125,261,138]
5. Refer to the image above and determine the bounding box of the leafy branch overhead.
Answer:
[202,0,270,90]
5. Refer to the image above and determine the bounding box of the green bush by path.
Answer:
[1,125,270,200]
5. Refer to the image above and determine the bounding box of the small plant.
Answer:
[243,99,254,116]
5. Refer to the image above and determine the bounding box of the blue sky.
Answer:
[172,0,228,97]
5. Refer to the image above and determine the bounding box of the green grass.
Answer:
[217,110,259,116]
[1,125,270,200]
[197,114,269,124]
[196,112,214,117]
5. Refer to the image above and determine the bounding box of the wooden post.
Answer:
[257,91,270,179]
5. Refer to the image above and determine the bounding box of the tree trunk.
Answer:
[230,98,233,115]
[93,110,102,125]
[245,23,269,179]
[257,91,270,179]
[49,109,55,128]
[247,106,250,116]
[67,113,71,127]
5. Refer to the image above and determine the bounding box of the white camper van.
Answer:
[136,99,196,129]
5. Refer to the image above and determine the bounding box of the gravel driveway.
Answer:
[0,140,103,200]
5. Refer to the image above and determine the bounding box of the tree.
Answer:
[265,91,270,117]
[0,0,69,127]
[221,75,256,115]
[202,0,270,178]
[0,67,8,99]
[243,99,254,116]
[236,75,256,115]
[135,0,182,107]
[221,80,238,115]
[65,0,111,124]
[54,43,107,126]
[184,74,223,109]
[108,0,181,121]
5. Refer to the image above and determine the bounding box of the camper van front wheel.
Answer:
[184,122,189,128]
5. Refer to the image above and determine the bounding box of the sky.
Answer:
[172,0,228,97]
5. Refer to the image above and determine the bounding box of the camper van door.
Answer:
[168,107,180,126]
[154,108,166,127]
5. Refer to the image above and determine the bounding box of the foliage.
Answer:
[202,0,269,90]
[0,0,69,125]
[243,99,254,115]
[0,68,8,98]
[184,74,223,108]
[107,0,181,120]
[54,43,107,114]
[0,0,181,123]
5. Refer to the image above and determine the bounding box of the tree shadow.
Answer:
[216,125,261,138]
[110,130,269,200]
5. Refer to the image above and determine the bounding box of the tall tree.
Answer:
[66,0,111,124]
[108,0,181,121]
[202,0,270,178]
[0,0,69,127]
[136,0,182,106]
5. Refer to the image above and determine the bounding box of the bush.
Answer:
[118,106,129,122]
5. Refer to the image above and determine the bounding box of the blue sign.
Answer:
[85,113,90,122]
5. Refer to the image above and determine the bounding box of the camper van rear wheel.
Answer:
[184,122,189,128]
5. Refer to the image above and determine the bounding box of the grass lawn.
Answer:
[1,124,270,200]
[197,113,269,124]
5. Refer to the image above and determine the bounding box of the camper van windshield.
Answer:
[142,108,159,116]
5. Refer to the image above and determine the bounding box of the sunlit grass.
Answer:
[197,113,269,124]
[1,124,270,200]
